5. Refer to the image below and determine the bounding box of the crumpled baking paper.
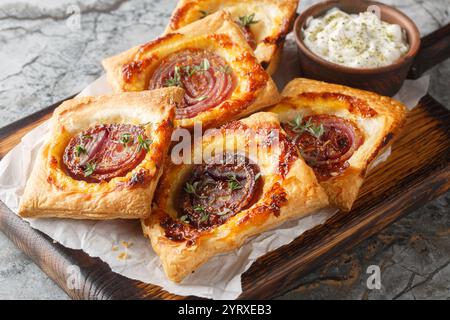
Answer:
[0,33,429,299]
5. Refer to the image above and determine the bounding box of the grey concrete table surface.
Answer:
[0,0,449,300]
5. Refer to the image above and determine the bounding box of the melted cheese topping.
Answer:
[302,8,409,68]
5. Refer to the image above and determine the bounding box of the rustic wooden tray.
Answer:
[1,24,449,300]
[0,94,448,300]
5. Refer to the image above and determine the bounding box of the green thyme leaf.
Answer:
[84,162,96,177]
[184,181,199,194]
[137,135,152,152]
[238,13,259,28]
[183,65,196,77]
[195,205,209,223]
[165,66,182,87]
[194,204,206,213]
[227,174,242,191]
[184,181,207,198]
[180,215,190,223]
[289,115,325,139]
[228,180,241,191]
[119,133,133,148]
[194,204,209,222]
[200,213,209,223]
[289,115,304,132]
[307,123,325,139]
[182,58,210,78]
[81,134,92,140]
[75,144,87,157]
[165,78,180,87]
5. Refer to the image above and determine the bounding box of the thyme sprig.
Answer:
[165,66,182,87]
[184,181,207,198]
[238,13,259,28]
[182,58,211,78]
[137,135,152,152]
[81,134,92,140]
[84,162,96,177]
[227,174,242,191]
[75,144,87,157]
[289,115,325,139]
[194,205,209,223]
[119,133,133,148]
[184,181,199,195]
[183,65,196,77]
[180,215,190,223]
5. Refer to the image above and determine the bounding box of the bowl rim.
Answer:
[294,0,421,74]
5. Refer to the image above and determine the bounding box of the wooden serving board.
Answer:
[0,94,449,300]
[1,23,450,300]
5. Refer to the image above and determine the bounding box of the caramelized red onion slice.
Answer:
[180,153,260,229]
[78,128,107,167]
[148,49,235,119]
[63,124,148,182]
[285,115,363,176]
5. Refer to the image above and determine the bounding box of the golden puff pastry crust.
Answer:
[19,88,184,220]
[102,11,280,130]
[166,0,299,74]
[268,78,408,211]
[141,111,329,282]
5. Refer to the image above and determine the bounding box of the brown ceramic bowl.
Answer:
[294,0,421,96]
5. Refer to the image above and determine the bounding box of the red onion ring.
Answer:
[284,115,363,177]
[63,124,148,182]
[148,49,235,119]
[179,153,260,229]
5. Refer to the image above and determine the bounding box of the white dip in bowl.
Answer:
[302,8,410,68]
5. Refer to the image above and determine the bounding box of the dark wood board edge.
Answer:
[239,162,450,299]
[0,201,137,300]
[0,201,196,300]
[238,94,450,299]
[0,94,78,160]
[0,94,77,141]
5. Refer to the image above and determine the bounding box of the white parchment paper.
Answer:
[0,34,429,299]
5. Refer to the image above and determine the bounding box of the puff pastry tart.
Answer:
[166,0,299,74]
[141,112,329,282]
[102,11,279,129]
[268,78,408,211]
[18,88,184,219]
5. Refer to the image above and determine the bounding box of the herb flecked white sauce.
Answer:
[302,8,410,68]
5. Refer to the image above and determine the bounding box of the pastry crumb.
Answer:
[118,252,130,260]
[121,241,133,248]
[112,245,119,251]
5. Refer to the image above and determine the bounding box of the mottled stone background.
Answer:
[0,0,449,299]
